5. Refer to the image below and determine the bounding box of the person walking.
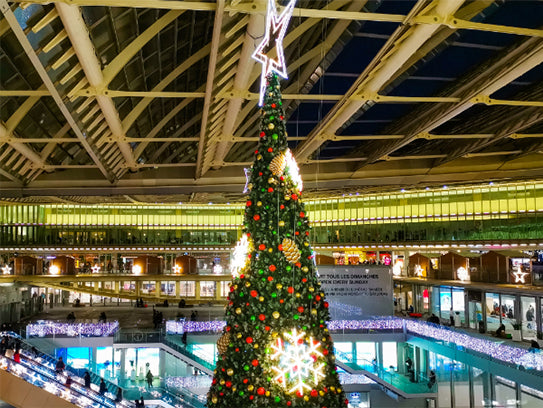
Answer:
[13,349,21,363]
[99,378,107,395]
[146,370,154,389]
[55,356,65,374]
[83,371,91,388]
[428,370,436,389]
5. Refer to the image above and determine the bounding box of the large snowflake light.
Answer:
[252,0,296,106]
[230,233,251,278]
[270,329,325,396]
[285,149,303,192]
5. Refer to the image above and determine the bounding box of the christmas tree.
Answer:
[206,73,348,408]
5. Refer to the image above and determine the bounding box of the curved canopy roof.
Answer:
[0,0,542,204]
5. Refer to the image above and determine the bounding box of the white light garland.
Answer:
[230,233,251,278]
[252,0,296,106]
[285,149,303,192]
[270,328,325,395]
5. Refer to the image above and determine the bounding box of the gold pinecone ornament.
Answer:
[269,152,286,176]
[217,332,230,355]
[281,237,300,263]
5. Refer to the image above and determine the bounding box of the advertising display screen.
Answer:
[317,265,393,319]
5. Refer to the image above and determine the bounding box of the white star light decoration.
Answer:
[252,0,296,106]
[91,264,101,273]
[414,264,424,277]
[513,270,528,284]
[1,264,11,275]
[270,329,325,396]
[172,264,182,274]
[456,266,469,281]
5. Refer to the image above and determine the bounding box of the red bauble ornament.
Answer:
[271,103,276,108]
[302,278,307,283]
[280,204,285,209]
[258,244,266,250]
[300,212,305,217]
[316,295,321,301]
[298,306,304,313]
[287,402,291,406]
[259,314,265,321]
[291,194,298,200]
[311,390,318,397]
[295,262,301,268]
[287,286,294,294]
[259,172,263,176]
[252,359,259,366]
[257,387,265,395]
[268,187,274,192]
[280,115,284,120]
[265,326,271,331]
[278,244,283,251]
[267,147,273,152]
[247,200,252,206]
[295,231,299,235]
[243,378,248,384]
[226,326,231,331]
[324,302,329,308]
[255,150,259,154]
[323,349,329,355]
[240,274,245,279]
[305,231,310,236]
[225,381,232,388]
[246,337,253,344]
[269,265,276,272]
[253,214,260,221]
[259,132,265,138]
[296,390,303,398]
[250,290,258,297]
[267,276,273,282]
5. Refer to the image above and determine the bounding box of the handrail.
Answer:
[0,355,129,408]
[1,331,125,403]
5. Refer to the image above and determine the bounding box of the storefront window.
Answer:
[452,288,465,326]
[161,281,175,296]
[501,294,517,331]
[440,287,452,323]
[142,281,156,295]
[431,287,440,319]
[179,281,195,297]
[382,342,397,370]
[521,296,536,341]
[485,292,501,333]
[200,281,215,297]
[356,342,376,365]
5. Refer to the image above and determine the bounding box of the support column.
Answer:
[119,348,126,386]
[195,281,201,301]
[175,281,181,298]
[156,280,161,298]
[403,250,410,277]
[114,281,120,294]
[215,281,222,301]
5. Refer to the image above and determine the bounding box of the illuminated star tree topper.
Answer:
[252,0,296,106]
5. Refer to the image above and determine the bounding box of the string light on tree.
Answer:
[270,329,325,395]
[230,233,251,278]
[252,0,296,106]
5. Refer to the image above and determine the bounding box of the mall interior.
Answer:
[1,1,543,408]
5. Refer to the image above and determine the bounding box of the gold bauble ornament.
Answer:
[237,333,242,338]
[278,220,285,227]
[235,308,241,314]
[257,201,262,206]
[212,396,218,404]
[245,281,251,287]
[281,238,301,263]
[276,283,283,290]
[266,391,270,397]
[268,123,275,130]
[227,368,234,376]
[257,154,262,160]
[248,385,254,391]
[302,266,309,272]
[220,379,225,385]
[311,309,317,315]
[259,296,264,302]
[273,311,280,319]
